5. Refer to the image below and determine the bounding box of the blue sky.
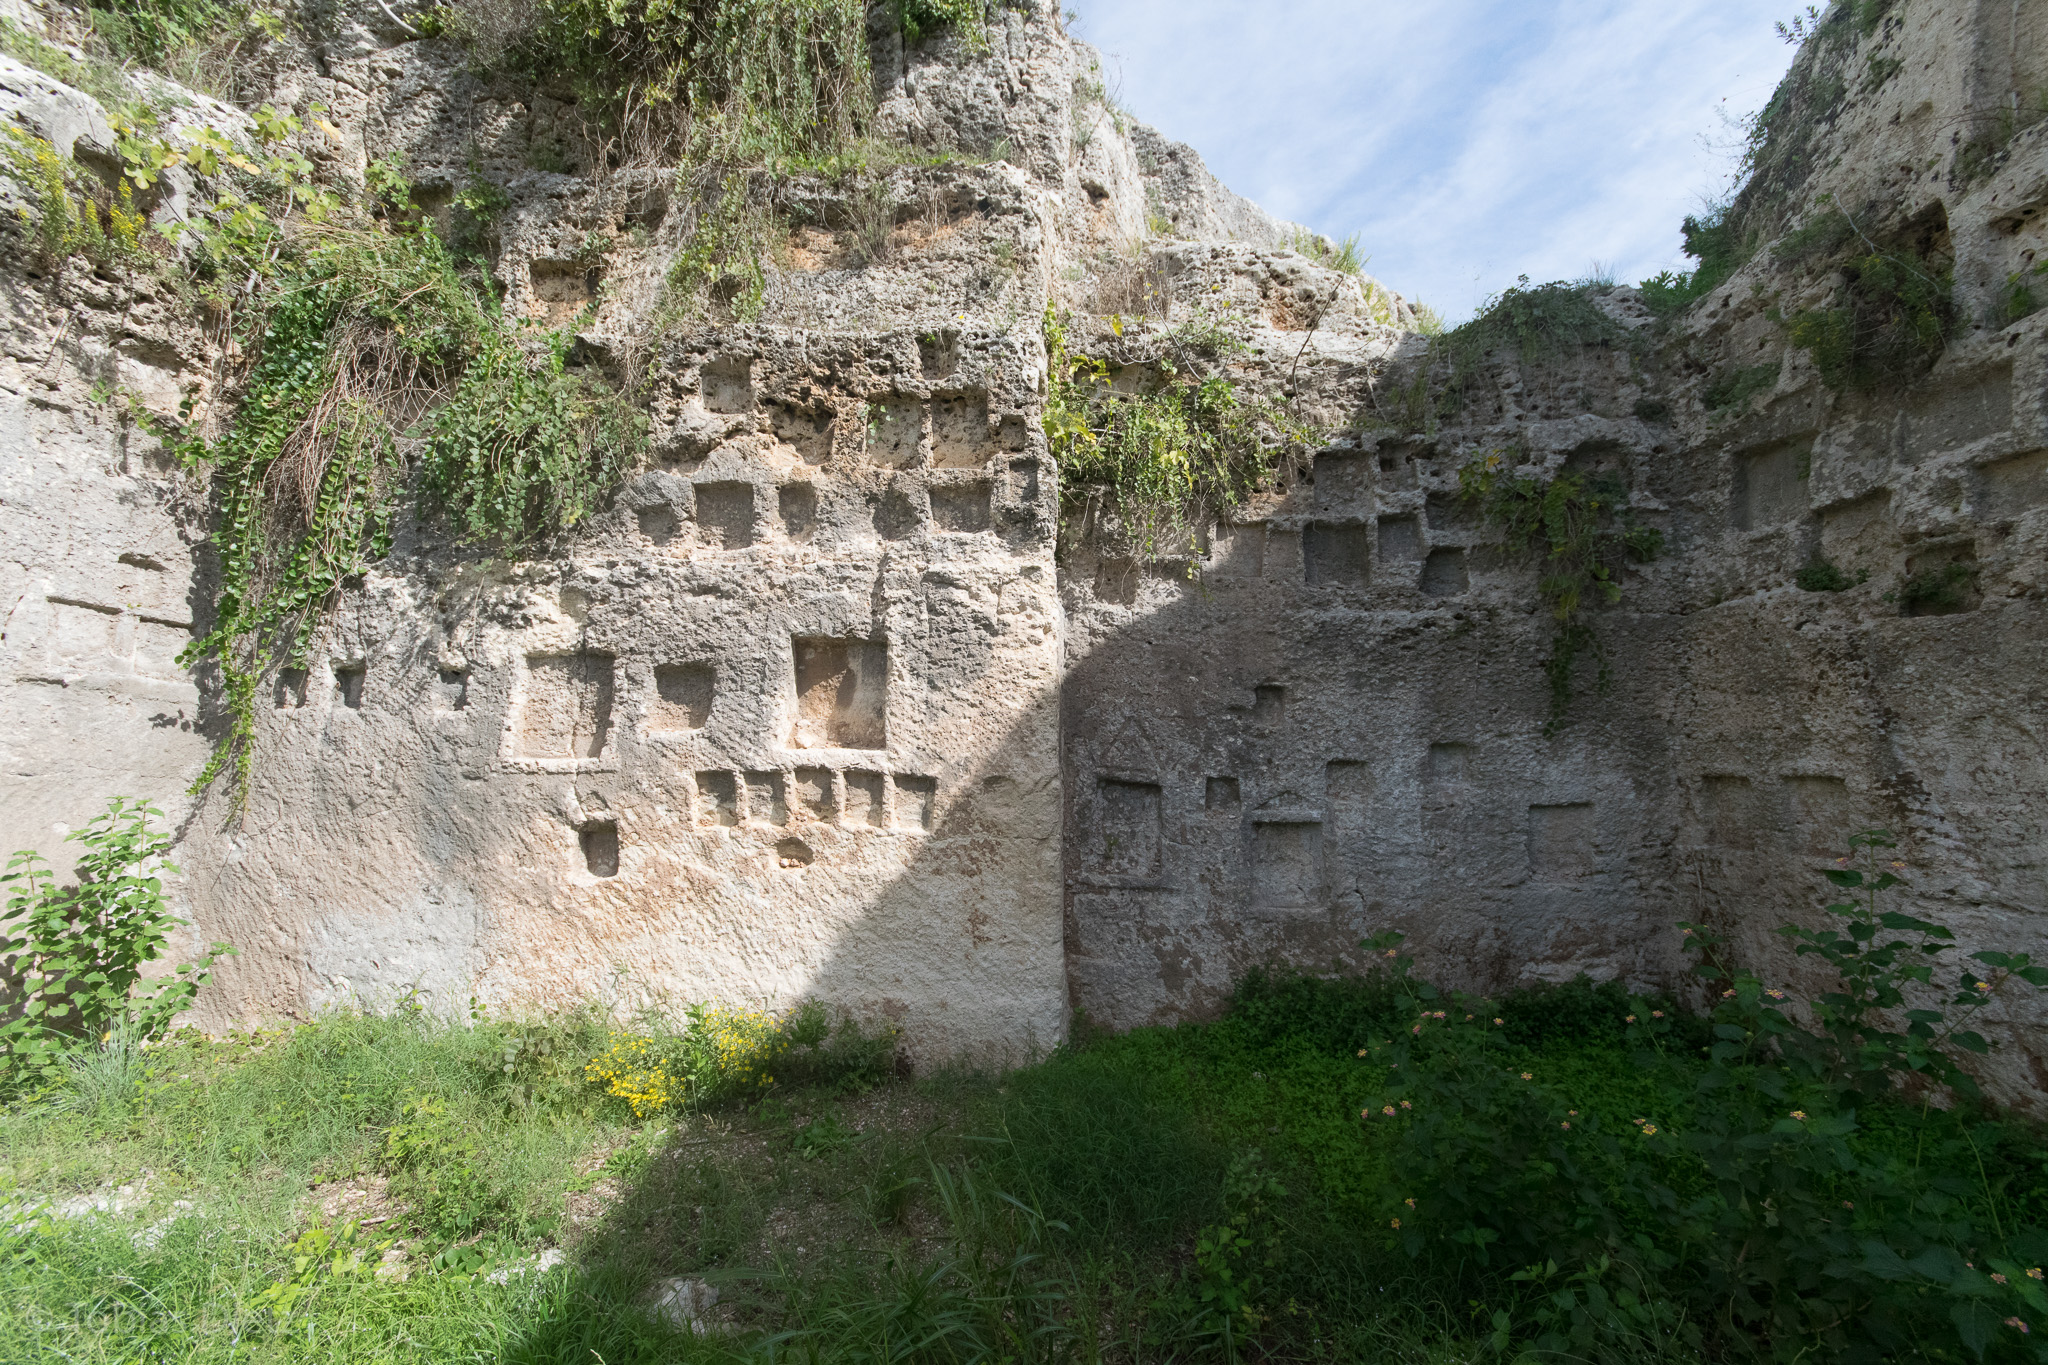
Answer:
[1067,0,1800,321]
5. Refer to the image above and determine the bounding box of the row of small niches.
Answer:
[694,768,936,833]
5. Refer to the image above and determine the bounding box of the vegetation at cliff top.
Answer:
[6,830,2048,1363]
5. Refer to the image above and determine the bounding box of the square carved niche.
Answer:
[650,662,713,732]
[514,653,615,764]
[789,637,887,749]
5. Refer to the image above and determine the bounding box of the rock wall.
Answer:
[1,0,2044,1093]
[1057,0,2048,1099]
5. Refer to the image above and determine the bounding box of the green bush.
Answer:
[173,225,642,804]
[1639,209,1749,319]
[0,798,231,1095]
[1777,209,1956,392]
[1703,359,1780,412]
[1351,832,2048,1363]
[1797,555,1857,592]
[1898,558,1979,614]
[471,0,874,163]
[1041,306,1308,555]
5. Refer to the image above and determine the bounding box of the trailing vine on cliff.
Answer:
[1458,453,1662,733]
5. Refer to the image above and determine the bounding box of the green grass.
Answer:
[4,971,2044,1363]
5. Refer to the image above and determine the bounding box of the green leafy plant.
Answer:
[894,0,983,47]
[0,127,150,272]
[1427,277,1630,420]
[1998,261,2048,328]
[1639,209,1749,319]
[1897,558,1979,615]
[1702,359,1780,412]
[663,170,773,320]
[1043,305,1310,556]
[1778,207,1955,392]
[381,1092,511,1237]
[1796,555,1858,592]
[1350,835,2048,1362]
[0,798,231,1093]
[171,225,641,804]
[1288,227,1365,275]
[467,0,875,165]
[1457,452,1663,731]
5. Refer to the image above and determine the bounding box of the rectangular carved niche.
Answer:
[650,663,713,732]
[1421,548,1469,596]
[518,654,614,759]
[745,770,788,825]
[1210,521,1266,579]
[1094,779,1163,878]
[1377,514,1423,562]
[1313,452,1371,509]
[930,481,991,533]
[931,394,995,468]
[1425,742,1472,783]
[790,637,888,749]
[1979,448,2048,521]
[1700,774,1761,850]
[844,770,886,827]
[866,397,924,467]
[873,485,923,541]
[769,403,834,463]
[1782,775,1852,855]
[1528,803,1595,880]
[333,662,365,710]
[1252,820,1323,906]
[1733,440,1810,530]
[778,483,818,541]
[695,770,738,826]
[893,774,936,831]
[530,260,599,327]
[1905,365,2010,455]
[1303,521,1370,587]
[694,482,755,549]
[580,822,619,877]
[701,358,753,413]
[794,766,835,821]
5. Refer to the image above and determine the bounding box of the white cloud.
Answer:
[1070,0,1797,318]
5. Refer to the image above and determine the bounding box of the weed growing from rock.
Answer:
[1457,451,1662,732]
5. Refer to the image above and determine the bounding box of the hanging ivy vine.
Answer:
[1458,453,1663,734]
[161,224,642,805]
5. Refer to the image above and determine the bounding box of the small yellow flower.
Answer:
[2028,1268,2043,1281]
[1626,1015,1637,1023]
[1404,1198,1415,1208]
[1975,981,1992,993]
[1642,1124,1659,1136]
[1390,1218,1401,1229]
[1493,1017,1503,1026]
[1790,1110,1808,1121]
[1520,1072,1533,1081]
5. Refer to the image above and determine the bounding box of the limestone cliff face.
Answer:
[0,1,2043,1096]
